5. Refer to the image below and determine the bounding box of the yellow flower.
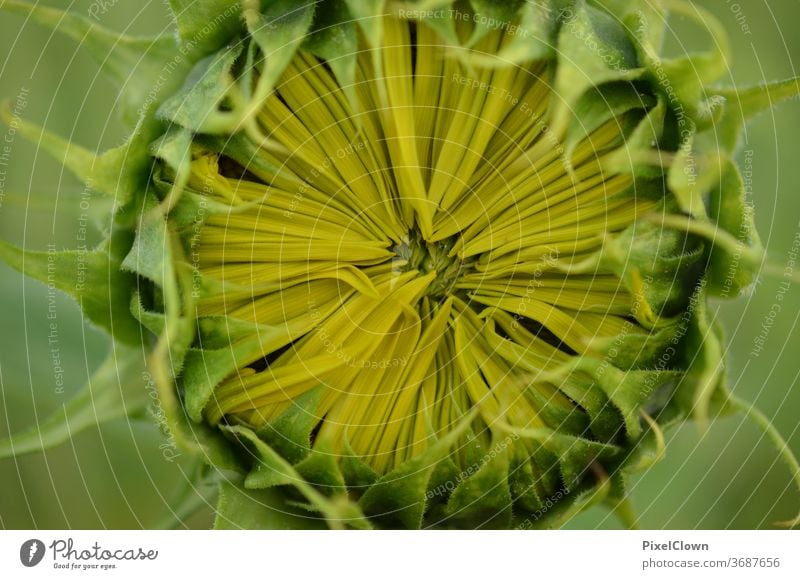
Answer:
[194,16,656,482]
[2,0,799,529]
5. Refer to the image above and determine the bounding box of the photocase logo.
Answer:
[19,539,46,567]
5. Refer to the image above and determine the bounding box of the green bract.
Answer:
[2,0,799,529]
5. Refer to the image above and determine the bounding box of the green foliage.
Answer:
[1,0,799,530]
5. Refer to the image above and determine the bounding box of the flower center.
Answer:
[392,229,474,300]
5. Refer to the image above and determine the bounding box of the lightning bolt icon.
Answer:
[28,542,38,563]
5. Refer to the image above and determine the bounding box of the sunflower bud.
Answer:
[2,0,799,530]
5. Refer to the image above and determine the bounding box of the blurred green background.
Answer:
[0,0,798,529]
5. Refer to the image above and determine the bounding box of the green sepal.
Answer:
[412,8,461,49]
[619,220,704,321]
[166,0,242,59]
[424,454,462,504]
[716,77,800,122]
[149,127,195,215]
[589,320,677,369]
[485,324,621,441]
[558,440,618,489]
[340,440,380,491]
[225,424,301,489]
[613,0,666,52]
[444,438,512,529]
[214,477,327,530]
[0,105,148,205]
[459,430,491,470]
[177,420,242,472]
[244,0,316,119]
[714,78,800,150]
[0,237,143,346]
[507,451,546,513]
[149,329,242,471]
[181,326,299,423]
[0,344,149,459]
[153,460,221,529]
[600,472,640,528]
[528,386,592,436]
[343,0,385,49]
[494,0,564,64]
[156,132,197,175]
[620,412,666,474]
[194,316,273,349]
[294,443,348,496]
[181,349,234,423]
[168,191,218,235]
[359,409,477,529]
[518,473,611,529]
[550,0,640,137]
[257,387,322,464]
[557,373,623,443]
[121,193,173,287]
[500,424,620,489]
[223,424,370,528]
[667,129,723,218]
[130,216,240,472]
[556,357,681,439]
[237,38,260,110]
[630,0,728,126]
[672,295,725,428]
[559,213,705,327]
[157,45,243,134]
[601,94,667,178]
[466,0,525,46]
[564,81,654,165]
[705,156,762,296]
[532,446,566,504]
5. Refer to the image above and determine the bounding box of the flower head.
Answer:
[2,0,799,529]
